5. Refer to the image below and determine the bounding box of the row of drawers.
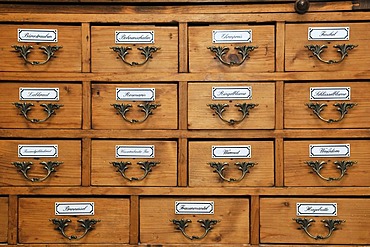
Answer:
[1,22,369,72]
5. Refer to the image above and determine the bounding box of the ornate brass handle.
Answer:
[209,161,257,182]
[306,102,356,123]
[110,46,160,66]
[12,45,62,65]
[305,160,356,181]
[293,218,345,240]
[50,218,100,240]
[111,102,160,123]
[110,161,160,181]
[13,102,64,123]
[305,44,357,64]
[171,219,219,240]
[208,103,258,125]
[208,45,257,66]
[12,161,63,182]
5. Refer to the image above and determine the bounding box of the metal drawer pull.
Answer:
[306,102,356,123]
[13,102,64,123]
[305,44,357,64]
[209,161,257,182]
[171,219,219,240]
[50,218,100,240]
[305,160,356,181]
[111,102,160,123]
[12,45,62,65]
[12,161,63,182]
[110,46,160,66]
[293,218,345,240]
[208,103,258,125]
[110,161,160,181]
[208,45,257,66]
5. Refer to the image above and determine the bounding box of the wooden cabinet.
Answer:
[0,197,8,243]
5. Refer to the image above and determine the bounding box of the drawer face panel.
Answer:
[92,83,178,129]
[189,141,274,187]
[0,140,81,186]
[189,25,275,73]
[19,197,129,244]
[260,198,370,244]
[0,25,82,72]
[140,197,250,244]
[188,82,275,129]
[285,23,370,72]
[0,83,82,129]
[91,140,177,186]
[0,197,8,243]
[284,82,370,129]
[91,26,178,73]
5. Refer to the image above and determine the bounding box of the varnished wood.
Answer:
[275,138,284,187]
[179,23,189,73]
[0,197,8,243]
[7,195,16,245]
[250,195,260,245]
[81,23,91,73]
[129,195,139,245]
[82,138,91,187]
[275,22,285,72]
[178,138,188,187]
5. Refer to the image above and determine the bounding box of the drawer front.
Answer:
[189,141,274,187]
[91,25,178,73]
[92,83,178,129]
[0,197,8,243]
[188,82,275,129]
[19,197,129,243]
[284,82,370,128]
[285,23,370,72]
[189,25,275,73]
[91,140,177,186]
[0,82,82,129]
[260,197,370,244]
[0,140,81,186]
[0,24,81,72]
[140,197,250,244]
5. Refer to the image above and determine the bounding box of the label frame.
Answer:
[115,30,155,44]
[296,203,337,216]
[212,29,252,43]
[115,145,155,158]
[116,88,155,101]
[17,29,58,43]
[212,145,251,159]
[309,144,350,158]
[55,202,95,216]
[18,144,59,158]
[212,86,252,100]
[19,87,60,101]
[175,201,214,215]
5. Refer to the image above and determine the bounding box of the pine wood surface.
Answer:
[0,197,8,242]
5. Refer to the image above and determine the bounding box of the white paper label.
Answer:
[116,88,155,101]
[115,31,154,44]
[297,203,337,216]
[116,145,154,158]
[309,144,350,158]
[310,87,350,101]
[212,145,251,158]
[212,86,252,100]
[212,30,252,43]
[175,201,214,214]
[55,202,94,216]
[19,88,59,101]
[308,27,349,41]
[18,29,58,42]
[18,144,58,158]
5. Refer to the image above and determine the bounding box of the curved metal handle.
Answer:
[305,44,357,64]
[111,102,160,123]
[208,45,257,66]
[12,161,63,182]
[209,161,257,182]
[171,219,219,240]
[13,102,64,123]
[208,103,258,125]
[50,218,100,240]
[306,102,356,123]
[293,218,345,240]
[305,160,356,181]
[110,46,160,66]
[110,160,160,181]
[12,45,62,65]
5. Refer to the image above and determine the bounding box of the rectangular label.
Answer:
[297,203,337,216]
[212,86,252,100]
[309,144,350,158]
[19,88,59,101]
[175,201,214,214]
[212,145,251,158]
[18,144,58,158]
[116,145,154,158]
[212,30,252,43]
[18,29,58,42]
[308,27,349,41]
[115,31,154,44]
[55,202,94,216]
[116,88,155,101]
[310,87,350,101]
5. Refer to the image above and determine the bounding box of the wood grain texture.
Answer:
[0,197,8,242]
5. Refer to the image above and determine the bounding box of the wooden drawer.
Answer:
[0,197,8,243]
[91,140,177,186]
[0,82,82,129]
[188,82,275,129]
[18,197,129,244]
[189,141,274,187]
[284,82,370,129]
[285,23,370,72]
[92,83,178,129]
[0,24,81,72]
[140,197,250,244]
[189,24,275,73]
[260,197,370,244]
[91,25,178,73]
[0,140,81,186]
